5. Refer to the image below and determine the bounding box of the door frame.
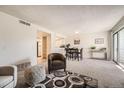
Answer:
[113,32,119,63]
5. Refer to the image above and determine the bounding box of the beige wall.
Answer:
[65,31,110,59]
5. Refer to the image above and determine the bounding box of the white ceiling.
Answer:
[0,5,124,36]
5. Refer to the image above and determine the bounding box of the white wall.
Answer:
[0,12,37,65]
[65,31,109,59]
[0,11,57,65]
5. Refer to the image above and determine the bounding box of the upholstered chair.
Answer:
[0,65,17,88]
[48,53,66,74]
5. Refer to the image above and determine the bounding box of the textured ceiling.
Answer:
[0,5,124,36]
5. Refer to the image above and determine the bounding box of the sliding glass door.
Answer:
[113,28,124,64]
[119,29,124,63]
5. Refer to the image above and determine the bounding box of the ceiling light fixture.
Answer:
[75,31,79,34]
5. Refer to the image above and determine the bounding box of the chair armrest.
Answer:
[0,65,17,76]
[0,65,17,87]
[48,58,52,68]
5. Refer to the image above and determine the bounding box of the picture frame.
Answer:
[95,38,104,44]
[74,39,80,45]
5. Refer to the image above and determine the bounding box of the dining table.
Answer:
[65,48,83,61]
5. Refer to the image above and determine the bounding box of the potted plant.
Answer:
[90,46,96,50]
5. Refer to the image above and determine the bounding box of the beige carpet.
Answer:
[17,59,124,88]
[63,59,124,88]
[16,58,124,88]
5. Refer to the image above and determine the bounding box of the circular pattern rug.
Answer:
[32,71,98,88]
[53,79,66,88]
[54,71,67,77]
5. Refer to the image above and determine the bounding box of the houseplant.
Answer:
[90,46,96,50]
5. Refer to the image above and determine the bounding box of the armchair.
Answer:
[0,65,17,88]
[48,53,66,74]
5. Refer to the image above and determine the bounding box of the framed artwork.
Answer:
[95,38,104,44]
[37,41,42,57]
[74,39,80,45]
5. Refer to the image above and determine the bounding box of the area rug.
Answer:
[31,71,98,88]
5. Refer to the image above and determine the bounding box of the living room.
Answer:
[1,5,124,89]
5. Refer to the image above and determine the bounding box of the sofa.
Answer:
[0,65,17,88]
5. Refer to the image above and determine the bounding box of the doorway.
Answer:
[42,36,47,59]
[37,31,51,64]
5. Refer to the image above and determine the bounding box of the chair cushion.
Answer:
[0,76,13,88]
[52,60,65,69]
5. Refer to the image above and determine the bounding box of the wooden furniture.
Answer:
[90,48,107,60]
[76,48,83,60]
[65,48,83,61]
